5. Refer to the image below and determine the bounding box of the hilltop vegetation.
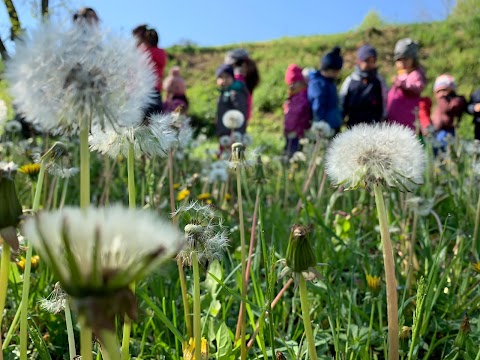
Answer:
[167,8,480,150]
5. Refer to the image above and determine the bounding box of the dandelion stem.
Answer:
[168,149,192,338]
[80,322,93,360]
[245,187,260,287]
[0,244,11,347]
[373,183,399,360]
[64,300,77,360]
[298,276,318,360]
[192,252,202,360]
[121,142,136,360]
[99,330,121,360]
[59,177,69,209]
[234,165,248,360]
[80,124,90,209]
[365,301,375,358]
[472,190,480,257]
[20,159,47,360]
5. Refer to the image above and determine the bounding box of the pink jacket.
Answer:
[283,89,312,138]
[387,68,426,129]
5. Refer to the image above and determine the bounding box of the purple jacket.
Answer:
[387,68,426,129]
[283,89,312,138]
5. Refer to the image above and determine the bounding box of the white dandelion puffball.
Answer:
[5,22,156,135]
[222,109,245,130]
[310,121,334,138]
[325,123,426,191]
[22,205,184,295]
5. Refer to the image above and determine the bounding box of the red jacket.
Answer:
[146,46,167,92]
[431,93,467,130]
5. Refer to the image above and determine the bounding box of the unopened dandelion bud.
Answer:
[0,162,22,250]
[253,155,266,184]
[454,314,471,350]
[366,274,381,294]
[285,224,316,273]
[400,326,412,340]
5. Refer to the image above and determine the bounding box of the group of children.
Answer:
[280,38,480,157]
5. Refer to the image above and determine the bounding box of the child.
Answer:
[431,74,467,144]
[467,88,480,140]
[215,64,248,149]
[307,46,343,132]
[283,64,312,157]
[339,44,387,127]
[132,25,167,115]
[224,49,260,122]
[162,66,189,114]
[387,38,427,130]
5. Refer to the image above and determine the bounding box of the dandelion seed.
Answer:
[6,22,156,135]
[325,123,426,191]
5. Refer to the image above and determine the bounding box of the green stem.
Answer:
[20,160,47,360]
[192,252,202,360]
[59,177,69,210]
[80,323,93,360]
[80,124,90,209]
[64,300,77,360]
[475,345,480,360]
[235,166,247,360]
[121,143,136,360]
[374,183,399,360]
[298,276,318,360]
[2,300,21,350]
[99,330,120,360]
[473,190,480,257]
[365,301,375,358]
[0,244,11,340]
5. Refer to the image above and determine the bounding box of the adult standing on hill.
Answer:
[387,38,426,131]
[224,48,260,122]
[133,25,167,115]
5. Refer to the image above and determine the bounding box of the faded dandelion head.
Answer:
[309,121,335,138]
[5,21,156,135]
[89,113,178,158]
[5,120,22,134]
[325,123,426,191]
[222,109,245,130]
[173,201,229,268]
[229,142,246,169]
[39,282,67,314]
[22,205,184,332]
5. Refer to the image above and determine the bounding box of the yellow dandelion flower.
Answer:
[225,193,231,201]
[173,183,181,189]
[472,262,480,273]
[19,163,41,178]
[177,189,190,201]
[366,274,381,293]
[17,255,41,272]
[206,199,212,205]
[197,193,211,201]
[183,337,208,360]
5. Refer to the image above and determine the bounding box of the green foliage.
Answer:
[357,10,386,31]
[450,0,480,20]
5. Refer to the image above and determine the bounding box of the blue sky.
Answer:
[2,0,451,49]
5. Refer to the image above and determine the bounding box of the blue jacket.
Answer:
[307,71,342,129]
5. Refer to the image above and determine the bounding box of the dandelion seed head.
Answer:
[222,109,245,130]
[6,22,156,135]
[325,123,425,191]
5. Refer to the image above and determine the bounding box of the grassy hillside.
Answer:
[167,15,480,151]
